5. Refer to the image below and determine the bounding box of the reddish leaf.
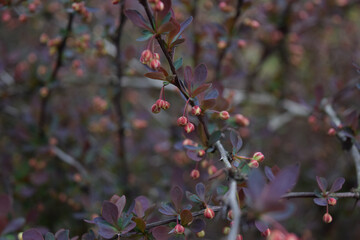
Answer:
[133,196,150,218]
[194,64,207,86]
[110,195,126,218]
[255,220,268,233]
[101,201,119,225]
[23,229,44,240]
[186,150,202,162]
[330,177,345,193]
[157,22,176,34]
[170,186,183,212]
[313,198,328,206]
[167,17,181,45]
[316,176,328,193]
[264,166,275,182]
[133,217,146,233]
[213,97,230,111]
[93,217,118,239]
[2,218,25,235]
[180,210,193,226]
[172,16,193,43]
[189,219,205,233]
[201,99,216,110]
[191,83,211,98]
[124,10,152,31]
[152,226,170,240]
[144,72,166,81]
[184,66,193,89]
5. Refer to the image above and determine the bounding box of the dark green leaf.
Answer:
[174,58,183,70]
[208,130,221,146]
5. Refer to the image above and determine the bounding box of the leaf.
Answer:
[110,195,126,218]
[0,194,11,217]
[118,213,133,230]
[144,72,166,81]
[124,10,152,31]
[102,201,119,225]
[189,219,205,233]
[44,233,55,240]
[136,30,153,41]
[158,203,177,216]
[23,229,44,240]
[121,221,136,234]
[208,130,221,146]
[313,198,328,206]
[180,210,193,226]
[133,217,146,233]
[81,230,95,240]
[172,16,193,43]
[55,229,69,240]
[204,89,219,100]
[185,191,201,203]
[156,0,172,22]
[316,176,328,193]
[184,66,193,89]
[330,177,345,193]
[152,226,170,240]
[194,64,207,86]
[201,99,216,110]
[254,220,268,233]
[195,183,205,201]
[246,169,266,201]
[133,196,150,218]
[93,217,118,239]
[170,186,183,212]
[264,166,275,182]
[230,131,242,154]
[186,150,202,162]
[174,58,183,70]
[2,218,25,235]
[191,83,211,98]
[157,22,176,34]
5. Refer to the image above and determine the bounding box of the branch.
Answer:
[226,180,241,240]
[38,12,74,139]
[282,191,360,199]
[51,146,88,178]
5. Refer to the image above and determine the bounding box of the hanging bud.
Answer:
[156,99,165,109]
[141,49,152,63]
[219,111,230,120]
[323,213,332,223]
[184,122,195,133]
[151,104,161,114]
[223,227,230,235]
[204,207,215,219]
[191,106,202,116]
[208,165,217,175]
[197,149,205,157]
[252,152,265,162]
[248,160,259,168]
[162,101,170,110]
[190,169,200,179]
[174,224,185,234]
[150,59,161,69]
[177,116,188,126]
[328,197,337,206]
[261,228,271,237]
[327,128,336,136]
[196,230,205,238]
[153,52,160,60]
[235,114,250,127]
[154,1,164,11]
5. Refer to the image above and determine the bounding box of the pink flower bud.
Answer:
[328,197,337,206]
[141,49,152,63]
[261,228,271,237]
[252,152,265,162]
[162,101,170,110]
[227,210,233,220]
[327,128,336,136]
[155,1,164,11]
[174,224,185,234]
[151,104,161,114]
[235,114,250,127]
[323,213,332,223]
[208,165,217,175]
[184,122,195,133]
[153,52,160,60]
[204,207,215,219]
[219,111,230,120]
[177,116,188,126]
[191,105,202,116]
[248,160,259,168]
[156,99,165,109]
[196,230,205,238]
[190,169,200,179]
[237,39,247,48]
[150,59,161,69]
[112,0,120,4]
[197,149,205,157]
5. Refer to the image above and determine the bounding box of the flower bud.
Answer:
[237,39,247,48]
[223,227,230,235]
[196,230,205,238]
[227,210,233,220]
[156,99,165,109]
[328,197,337,206]
[219,111,230,120]
[19,14,27,22]
[191,106,202,116]
[39,33,49,44]
[261,228,271,237]
[153,52,160,60]
[235,114,250,126]
[190,169,200,179]
[39,86,49,98]
[207,165,217,175]
[248,160,259,168]
[327,128,336,136]
[252,152,264,162]
[197,149,205,157]
[141,49,152,63]
[177,116,188,126]
[162,101,170,110]
[112,0,120,4]
[150,59,161,69]
[236,234,243,240]
[323,213,332,223]
[174,224,185,234]
[217,40,227,49]
[204,207,215,219]
[155,1,164,11]
[151,104,161,114]
[184,122,195,133]
[268,230,286,240]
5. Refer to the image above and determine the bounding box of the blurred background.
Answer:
[0,0,359,239]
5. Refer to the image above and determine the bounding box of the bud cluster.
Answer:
[151,99,170,114]
[248,152,265,168]
[148,0,165,12]
[177,116,195,134]
[72,1,92,22]
[140,50,161,70]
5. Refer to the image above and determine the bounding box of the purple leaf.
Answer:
[2,217,25,235]
[254,220,268,233]
[330,177,345,193]
[185,191,201,203]
[158,203,177,216]
[195,183,205,201]
[93,217,118,239]
[0,194,11,217]
[121,222,136,234]
[313,198,328,206]
[55,229,69,240]
[172,16,193,43]
[246,169,266,200]
[152,226,170,240]
[133,196,150,218]
[101,201,119,225]
[170,186,183,211]
[189,219,205,233]
[23,229,44,240]
[124,10,152,31]
[191,84,211,98]
[230,131,242,153]
[110,195,126,218]
[186,150,202,162]
[264,166,275,182]
[194,64,207,86]
[204,89,219,100]
[316,176,328,192]
[184,66,193,90]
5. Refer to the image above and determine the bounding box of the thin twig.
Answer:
[226,180,241,240]
[51,146,88,178]
[282,191,360,199]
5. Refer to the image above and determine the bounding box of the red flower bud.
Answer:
[219,111,230,120]
[177,116,188,126]
[190,169,200,179]
[191,106,202,116]
[174,224,185,234]
[252,152,264,162]
[150,59,161,69]
[261,228,271,237]
[162,101,170,110]
[141,49,152,63]
[155,1,164,11]
[196,230,205,238]
[327,128,336,136]
[184,122,195,133]
[156,99,165,109]
[236,234,243,240]
[151,104,161,114]
[197,149,205,157]
[248,160,259,168]
[328,197,337,206]
[112,0,120,4]
[153,52,160,60]
[235,114,250,127]
[204,207,215,219]
[323,213,332,223]
[207,165,217,175]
